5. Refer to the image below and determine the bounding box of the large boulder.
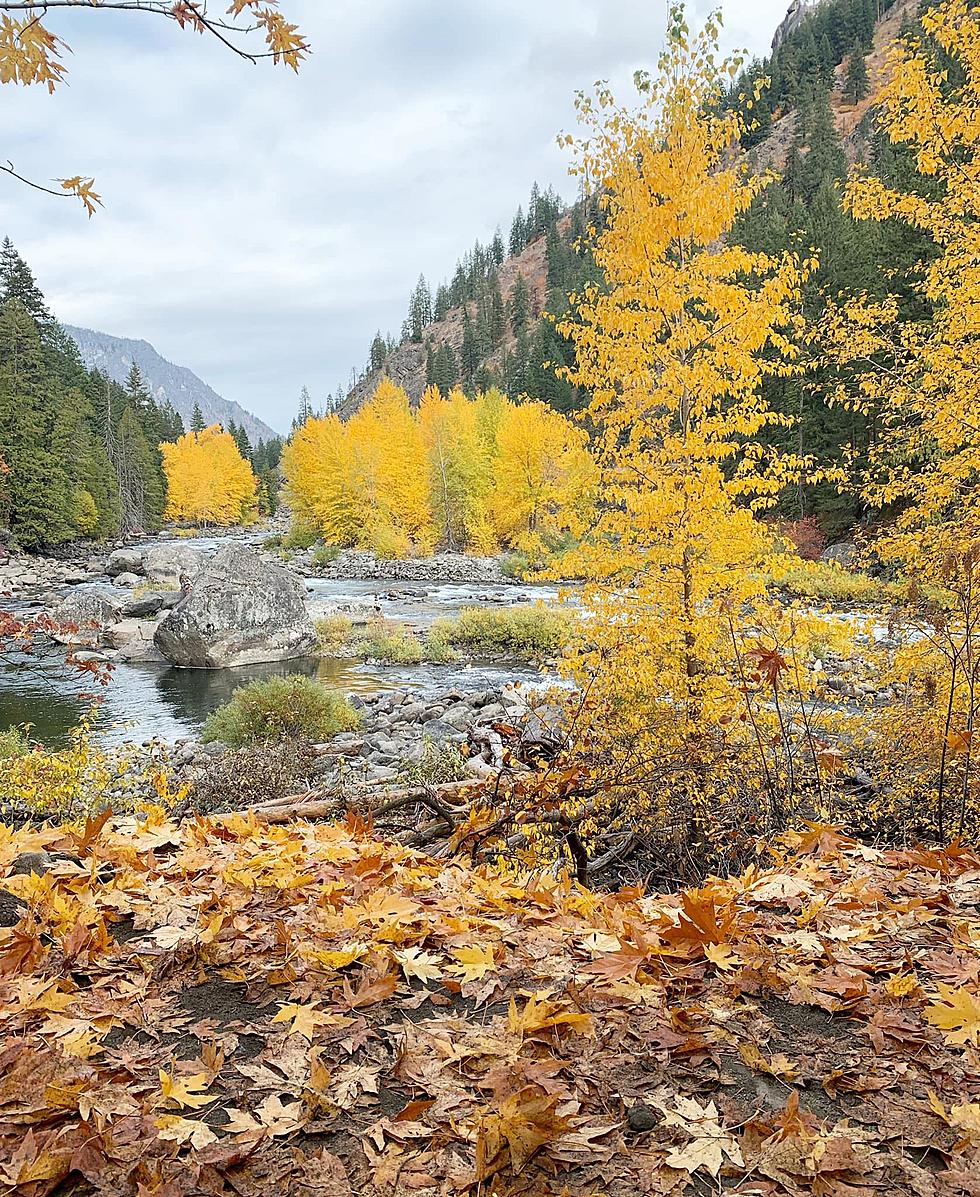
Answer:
[143,544,206,588]
[106,548,145,577]
[153,545,317,668]
[54,587,124,628]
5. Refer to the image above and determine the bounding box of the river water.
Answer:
[1,544,565,746]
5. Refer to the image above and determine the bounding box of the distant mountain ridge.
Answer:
[65,326,279,444]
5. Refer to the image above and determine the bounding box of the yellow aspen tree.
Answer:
[161,425,257,526]
[346,379,433,556]
[822,0,980,835]
[281,414,361,545]
[489,399,597,558]
[418,386,497,553]
[555,7,812,817]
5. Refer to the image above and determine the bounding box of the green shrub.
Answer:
[315,614,354,652]
[430,604,576,658]
[352,620,424,664]
[312,543,340,567]
[262,534,284,550]
[282,522,320,551]
[422,626,459,663]
[500,551,533,580]
[201,675,361,747]
[400,737,467,786]
[0,726,30,760]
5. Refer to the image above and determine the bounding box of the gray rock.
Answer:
[819,542,858,568]
[154,545,317,668]
[0,890,27,929]
[143,544,206,587]
[113,571,143,588]
[9,851,56,876]
[108,618,165,663]
[106,547,145,577]
[123,590,181,618]
[54,587,123,630]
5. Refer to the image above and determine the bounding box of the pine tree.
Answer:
[490,228,505,266]
[508,273,531,334]
[433,285,451,322]
[369,331,387,371]
[190,401,205,432]
[461,306,480,381]
[0,238,52,326]
[409,275,433,342]
[509,207,526,257]
[0,300,71,547]
[844,39,870,104]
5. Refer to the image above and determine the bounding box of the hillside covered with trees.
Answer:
[0,242,284,546]
[341,0,928,542]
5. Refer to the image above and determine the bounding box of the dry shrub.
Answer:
[183,740,319,815]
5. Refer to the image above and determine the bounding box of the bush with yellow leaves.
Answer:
[0,719,188,822]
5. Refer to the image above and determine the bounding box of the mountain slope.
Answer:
[339,232,553,418]
[65,326,279,444]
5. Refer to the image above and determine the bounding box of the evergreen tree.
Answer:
[408,275,433,341]
[461,307,480,381]
[190,401,205,432]
[0,238,53,326]
[844,39,870,104]
[0,300,71,547]
[490,279,507,345]
[433,285,451,322]
[508,273,531,334]
[509,207,526,257]
[490,228,505,266]
[369,331,387,371]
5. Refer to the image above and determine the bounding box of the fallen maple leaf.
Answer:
[476,1088,571,1178]
[271,1001,346,1040]
[154,1114,217,1149]
[924,983,980,1045]
[157,1069,213,1110]
[393,947,443,985]
[451,943,497,983]
[656,1096,743,1177]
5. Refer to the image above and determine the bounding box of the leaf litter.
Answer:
[0,811,979,1195]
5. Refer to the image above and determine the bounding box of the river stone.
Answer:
[819,542,857,568]
[114,572,143,588]
[153,545,317,668]
[106,547,145,577]
[143,544,206,587]
[54,587,123,628]
[122,590,181,618]
[108,618,165,663]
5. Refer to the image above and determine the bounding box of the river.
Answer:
[1,543,564,746]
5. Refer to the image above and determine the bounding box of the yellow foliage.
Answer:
[161,425,257,527]
[820,0,980,837]
[2,719,188,821]
[554,5,813,822]
[489,398,597,559]
[282,380,596,559]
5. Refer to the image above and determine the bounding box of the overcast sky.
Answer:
[0,0,789,435]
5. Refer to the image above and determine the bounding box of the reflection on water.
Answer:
[0,653,548,747]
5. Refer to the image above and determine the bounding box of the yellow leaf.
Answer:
[924,983,980,1045]
[450,943,497,983]
[157,1070,213,1111]
[154,1115,217,1149]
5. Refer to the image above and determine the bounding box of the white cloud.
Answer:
[0,0,789,433]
